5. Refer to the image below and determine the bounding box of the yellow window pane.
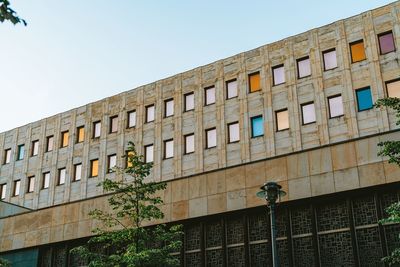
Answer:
[62,132,69,147]
[249,72,261,92]
[77,127,85,143]
[387,80,400,98]
[91,160,99,177]
[350,41,366,62]
[127,151,135,167]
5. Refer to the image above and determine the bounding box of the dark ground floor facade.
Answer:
[2,183,400,267]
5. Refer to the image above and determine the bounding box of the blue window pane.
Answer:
[356,87,373,111]
[251,116,264,137]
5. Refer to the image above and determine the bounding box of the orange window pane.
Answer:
[350,41,366,63]
[91,159,99,177]
[77,127,85,143]
[249,72,261,92]
[61,132,69,147]
[126,151,135,167]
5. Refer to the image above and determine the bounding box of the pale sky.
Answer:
[0,0,395,132]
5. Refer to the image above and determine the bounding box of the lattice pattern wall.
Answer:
[38,188,400,267]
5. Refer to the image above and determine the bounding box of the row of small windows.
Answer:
[2,79,400,166]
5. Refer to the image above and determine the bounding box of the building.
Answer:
[1,1,400,266]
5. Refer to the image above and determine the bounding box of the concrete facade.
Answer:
[1,1,400,264]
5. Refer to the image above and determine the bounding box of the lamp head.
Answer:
[256,181,286,205]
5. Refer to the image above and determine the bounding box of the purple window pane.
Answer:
[273,66,285,85]
[298,58,311,78]
[379,33,395,54]
[323,50,337,70]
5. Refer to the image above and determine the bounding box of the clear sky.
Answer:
[0,0,395,132]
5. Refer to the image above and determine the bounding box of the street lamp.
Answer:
[256,182,286,267]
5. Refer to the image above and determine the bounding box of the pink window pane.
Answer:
[379,32,395,54]
[273,66,285,85]
[297,58,311,78]
[323,50,337,70]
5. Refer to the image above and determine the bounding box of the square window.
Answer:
[251,116,264,137]
[74,164,82,181]
[356,87,373,111]
[164,139,174,159]
[0,183,6,199]
[4,149,11,164]
[205,86,216,106]
[184,134,195,154]
[46,136,54,152]
[206,128,217,148]
[27,176,35,193]
[165,99,174,117]
[61,131,69,148]
[297,57,311,78]
[146,105,155,123]
[93,121,101,138]
[77,126,85,143]
[272,65,285,85]
[276,109,289,131]
[109,116,118,133]
[226,79,238,99]
[58,168,66,185]
[108,154,117,173]
[328,95,344,118]
[17,144,25,160]
[350,40,366,63]
[13,180,20,196]
[127,110,136,128]
[184,92,195,111]
[145,144,154,163]
[386,79,400,98]
[90,159,99,177]
[301,102,316,124]
[249,72,261,92]
[42,172,50,189]
[323,49,337,70]
[1,183,7,199]
[228,122,240,143]
[31,140,39,156]
[378,31,395,54]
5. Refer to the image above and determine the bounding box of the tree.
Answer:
[376,97,400,266]
[0,258,11,267]
[0,0,26,25]
[71,142,183,267]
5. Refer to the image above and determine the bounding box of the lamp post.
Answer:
[256,182,286,267]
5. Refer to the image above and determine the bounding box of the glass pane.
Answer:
[387,80,400,98]
[75,164,82,181]
[356,87,373,111]
[145,145,154,163]
[146,105,155,122]
[185,134,195,153]
[5,149,11,163]
[111,117,118,133]
[273,66,285,85]
[251,116,264,137]
[323,50,337,70]
[298,58,311,78]
[166,100,174,117]
[302,103,316,124]
[277,110,289,130]
[379,32,395,54]
[1,184,6,199]
[15,181,20,196]
[59,169,66,184]
[43,173,50,188]
[18,145,24,160]
[47,136,54,151]
[28,177,35,192]
[94,122,101,137]
[128,111,136,127]
[329,96,344,117]
[78,127,85,142]
[165,140,174,158]
[91,160,99,177]
[185,93,195,111]
[109,155,116,171]
[229,123,240,142]
[227,80,238,99]
[206,87,216,105]
[350,41,366,62]
[207,129,217,148]
[62,132,69,147]
[249,73,261,92]
[32,141,39,156]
